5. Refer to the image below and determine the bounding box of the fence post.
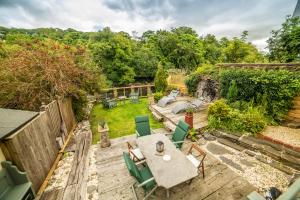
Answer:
[113,89,118,98]
[147,85,152,96]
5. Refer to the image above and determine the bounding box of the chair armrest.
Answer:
[165,131,174,136]
[172,140,184,144]
[135,130,140,137]
[135,160,147,166]
[138,177,155,187]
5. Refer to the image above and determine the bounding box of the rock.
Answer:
[220,156,244,172]
[196,78,219,102]
[87,185,97,194]
[206,143,233,155]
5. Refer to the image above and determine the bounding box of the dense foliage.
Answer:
[154,62,168,92]
[185,64,300,134]
[208,99,267,135]
[220,69,300,121]
[0,36,104,120]
[267,16,300,62]
[0,26,266,87]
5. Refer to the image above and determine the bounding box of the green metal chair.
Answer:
[135,116,153,137]
[130,92,139,103]
[123,152,157,200]
[102,97,117,109]
[169,120,190,149]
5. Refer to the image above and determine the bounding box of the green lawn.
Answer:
[89,98,163,144]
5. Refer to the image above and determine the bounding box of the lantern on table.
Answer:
[156,141,164,153]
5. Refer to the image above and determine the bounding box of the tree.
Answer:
[154,62,168,92]
[222,37,264,63]
[267,16,300,62]
[90,32,136,86]
[203,34,222,64]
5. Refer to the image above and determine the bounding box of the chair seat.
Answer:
[1,182,32,200]
[130,148,144,160]
[139,167,156,191]
[186,154,200,168]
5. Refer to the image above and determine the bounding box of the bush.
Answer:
[220,69,300,122]
[71,90,88,121]
[208,99,231,120]
[154,92,163,102]
[185,72,200,95]
[0,39,102,121]
[154,62,168,92]
[208,99,267,135]
[227,80,238,103]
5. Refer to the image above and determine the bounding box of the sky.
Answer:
[0,0,298,50]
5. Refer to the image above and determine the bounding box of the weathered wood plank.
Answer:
[1,98,76,192]
[63,128,92,200]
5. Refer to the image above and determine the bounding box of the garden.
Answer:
[89,98,163,144]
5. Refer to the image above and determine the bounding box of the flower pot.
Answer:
[98,123,111,148]
[185,112,193,129]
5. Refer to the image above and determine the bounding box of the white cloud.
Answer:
[0,0,298,49]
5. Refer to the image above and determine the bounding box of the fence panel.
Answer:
[0,99,76,192]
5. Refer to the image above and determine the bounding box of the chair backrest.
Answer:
[135,116,151,137]
[0,169,13,197]
[168,90,179,98]
[172,120,189,148]
[123,152,142,183]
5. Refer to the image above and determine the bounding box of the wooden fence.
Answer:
[101,84,155,98]
[0,99,76,192]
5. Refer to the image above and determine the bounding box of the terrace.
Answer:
[37,85,299,200]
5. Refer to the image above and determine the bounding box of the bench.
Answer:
[0,161,35,200]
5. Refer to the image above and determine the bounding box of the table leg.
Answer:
[166,189,170,198]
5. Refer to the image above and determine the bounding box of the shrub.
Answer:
[208,99,231,120]
[0,39,102,121]
[71,90,88,121]
[208,99,267,135]
[154,62,168,92]
[220,69,300,122]
[154,92,163,103]
[185,72,200,95]
[227,80,238,103]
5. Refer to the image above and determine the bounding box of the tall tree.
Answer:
[267,16,300,62]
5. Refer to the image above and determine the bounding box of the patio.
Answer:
[150,96,210,131]
[96,128,256,200]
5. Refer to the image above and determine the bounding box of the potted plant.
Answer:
[98,119,111,148]
[185,107,194,129]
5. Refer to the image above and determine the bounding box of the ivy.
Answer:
[220,69,300,122]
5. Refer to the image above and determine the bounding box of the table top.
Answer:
[136,133,198,189]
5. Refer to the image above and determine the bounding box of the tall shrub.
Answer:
[227,80,238,103]
[220,69,300,121]
[154,62,168,92]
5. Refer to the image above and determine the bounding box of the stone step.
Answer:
[211,130,300,172]
[152,111,163,122]
[163,120,176,132]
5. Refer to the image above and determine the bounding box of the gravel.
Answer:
[262,126,300,147]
